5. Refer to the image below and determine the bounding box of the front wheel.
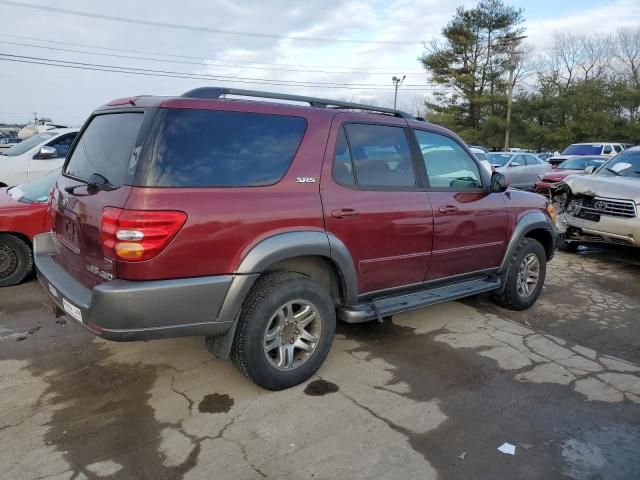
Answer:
[493,238,546,311]
[231,272,336,390]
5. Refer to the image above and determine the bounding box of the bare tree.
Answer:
[547,33,582,92]
[578,34,612,80]
[613,27,640,88]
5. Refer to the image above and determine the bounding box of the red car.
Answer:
[535,156,607,195]
[35,88,556,390]
[0,169,59,286]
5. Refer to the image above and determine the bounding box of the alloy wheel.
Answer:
[263,299,321,371]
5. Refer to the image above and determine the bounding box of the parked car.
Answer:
[547,143,621,168]
[0,168,59,286]
[534,156,608,195]
[468,146,493,174]
[0,128,78,187]
[536,152,553,162]
[487,152,552,190]
[35,88,556,390]
[551,147,640,251]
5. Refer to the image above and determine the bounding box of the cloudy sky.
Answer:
[1,0,639,125]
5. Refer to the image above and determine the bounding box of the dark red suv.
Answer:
[35,88,556,390]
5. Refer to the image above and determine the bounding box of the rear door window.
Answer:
[340,123,417,189]
[139,109,307,187]
[65,113,144,187]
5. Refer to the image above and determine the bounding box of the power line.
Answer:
[0,54,449,91]
[0,33,422,71]
[0,53,439,88]
[0,39,426,75]
[0,0,423,45]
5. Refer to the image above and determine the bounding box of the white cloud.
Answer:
[0,0,638,124]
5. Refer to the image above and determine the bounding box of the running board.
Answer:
[338,277,501,324]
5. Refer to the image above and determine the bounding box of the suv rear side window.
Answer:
[139,109,307,187]
[65,113,143,187]
[334,123,417,189]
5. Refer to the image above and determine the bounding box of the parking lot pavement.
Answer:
[1,251,639,480]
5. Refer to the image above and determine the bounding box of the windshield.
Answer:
[487,153,513,166]
[8,168,61,203]
[596,150,640,179]
[557,157,606,170]
[562,144,602,156]
[2,132,56,157]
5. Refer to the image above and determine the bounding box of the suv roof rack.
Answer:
[181,87,419,120]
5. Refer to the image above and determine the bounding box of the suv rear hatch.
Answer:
[52,111,147,289]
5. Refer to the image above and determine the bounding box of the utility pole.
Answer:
[392,75,406,109]
[500,36,526,151]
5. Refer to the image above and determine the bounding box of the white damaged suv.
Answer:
[552,147,640,250]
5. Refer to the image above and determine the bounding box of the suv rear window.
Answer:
[138,109,307,187]
[65,113,144,187]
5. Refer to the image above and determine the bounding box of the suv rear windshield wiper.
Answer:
[65,173,116,194]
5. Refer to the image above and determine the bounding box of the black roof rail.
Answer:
[181,87,417,120]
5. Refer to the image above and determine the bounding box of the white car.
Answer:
[547,143,623,168]
[0,128,78,187]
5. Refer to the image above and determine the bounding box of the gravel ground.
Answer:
[0,248,639,480]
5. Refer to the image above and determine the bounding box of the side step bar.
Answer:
[338,277,501,324]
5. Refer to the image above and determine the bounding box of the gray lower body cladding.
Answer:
[33,232,241,341]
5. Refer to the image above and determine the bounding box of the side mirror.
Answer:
[509,162,520,167]
[490,172,509,193]
[584,166,596,174]
[35,146,57,159]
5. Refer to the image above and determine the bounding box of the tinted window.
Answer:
[343,124,416,188]
[524,155,539,166]
[614,145,622,153]
[332,127,355,187]
[47,133,77,159]
[141,109,306,187]
[603,145,612,154]
[562,144,603,155]
[415,131,482,189]
[65,113,143,186]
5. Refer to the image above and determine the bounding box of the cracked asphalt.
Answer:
[1,247,639,479]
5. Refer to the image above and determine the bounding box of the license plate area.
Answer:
[62,298,84,323]
[56,209,82,254]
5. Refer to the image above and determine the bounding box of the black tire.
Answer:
[493,238,546,311]
[557,233,579,253]
[0,234,33,287]
[230,271,336,390]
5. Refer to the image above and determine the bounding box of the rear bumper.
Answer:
[33,232,242,341]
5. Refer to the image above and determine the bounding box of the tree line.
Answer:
[419,0,640,151]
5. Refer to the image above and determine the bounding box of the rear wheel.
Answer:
[231,272,336,390]
[0,234,33,287]
[493,238,546,311]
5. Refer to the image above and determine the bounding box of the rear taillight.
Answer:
[100,208,187,262]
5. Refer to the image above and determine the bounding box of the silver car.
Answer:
[487,152,552,190]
